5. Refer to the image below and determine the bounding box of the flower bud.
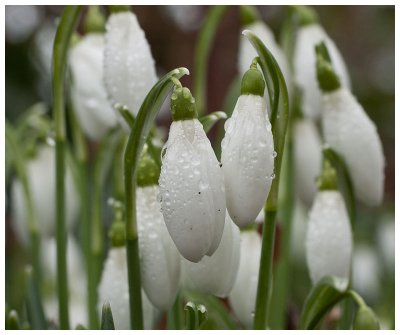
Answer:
[104,11,157,128]
[322,87,385,206]
[98,247,155,330]
[306,190,352,285]
[293,118,322,205]
[229,230,261,329]
[293,23,350,119]
[137,185,181,310]
[353,306,380,330]
[159,91,226,262]
[11,145,79,244]
[221,73,275,227]
[183,212,240,297]
[70,33,117,140]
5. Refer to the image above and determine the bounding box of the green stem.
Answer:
[167,292,183,330]
[194,5,229,116]
[123,68,189,329]
[5,123,42,288]
[52,5,82,329]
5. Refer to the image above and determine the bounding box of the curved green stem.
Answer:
[243,30,289,330]
[124,68,189,329]
[194,5,229,116]
[52,5,82,329]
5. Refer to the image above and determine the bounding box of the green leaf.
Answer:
[300,276,349,330]
[184,301,208,330]
[101,302,115,330]
[199,111,227,133]
[7,310,21,330]
[24,266,47,330]
[115,103,135,129]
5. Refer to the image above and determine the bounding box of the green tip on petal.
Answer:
[240,5,260,26]
[171,87,198,121]
[84,5,106,33]
[315,42,341,92]
[240,62,265,97]
[292,5,319,26]
[353,306,380,330]
[317,156,338,191]
[137,145,160,187]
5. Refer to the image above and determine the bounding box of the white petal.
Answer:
[11,145,79,244]
[293,118,322,205]
[137,185,181,310]
[221,95,274,227]
[70,33,117,140]
[306,190,352,285]
[98,247,155,330]
[159,119,226,262]
[44,294,87,328]
[293,24,350,119]
[322,88,385,206]
[239,21,291,99]
[229,230,261,329]
[104,12,157,128]
[183,212,240,297]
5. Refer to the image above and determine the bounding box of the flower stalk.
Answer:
[52,5,82,329]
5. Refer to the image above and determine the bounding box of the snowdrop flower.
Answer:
[221,64,274,227]
[98,247,155,330]
[229,230,261,329]
[136,153,181,310]
[11,145,79,245]
[239,21,291,98]
[293,117,322,205]
[305,159,352,285]
[70,33,117,140]
[41,236,87,327]
[317,46,385,206]
[159,86,226,262]
[104,10,157,128]
[183,212,240,297]
[293,7,350,120]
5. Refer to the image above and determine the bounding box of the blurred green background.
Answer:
[5,5,395,330]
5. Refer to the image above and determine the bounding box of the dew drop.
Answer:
[272,151,277,158]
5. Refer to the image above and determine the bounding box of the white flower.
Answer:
[293,118,322,205]
[322,87,385,206]
[293,23,350,119]
[70,33,117,140]
[98,247,156,330]
[11,145,79,245]
[306,190,352,285]
[183,212,240,297]
[41,235,87,327]
[221,94,274,227]
[229,230,261,329]
[239,21,291,97]
[104,11,157,128]
[137,185,181,310]
[159,118,226,262]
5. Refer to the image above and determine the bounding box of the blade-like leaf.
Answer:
[7,310,21,330]
[25,266,47,330]
[300,275,349,330]
[184,302,198,330]
[101,302,115,330]
[199,111,227,133]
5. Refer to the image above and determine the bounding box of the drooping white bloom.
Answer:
[98,247,155,330]
[293,23,350,119]
[41,235,87,327]
[137,185,181,310]
[306,190,352,285]
[183,212,240,297]
[159,118,226,263]
[353,245,380,303]
[239,21,291,94]
[221,94,274,227]
[104,11,157,128]
[322,87,385,206]
[229,230,261,329]
[11,145,79,245]
[293,118,322,205]
[70,33,117,140]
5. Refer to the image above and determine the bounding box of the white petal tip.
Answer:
[177,67,190,76]
[242,29,251,36]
